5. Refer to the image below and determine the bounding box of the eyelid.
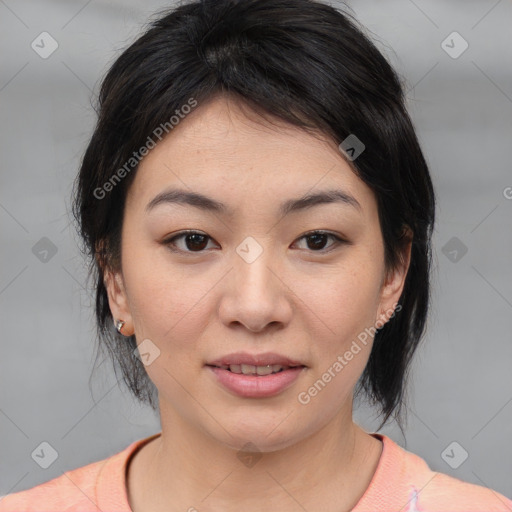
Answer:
[293,230,348,252]
[162,230,216,253]
[162,229,348,254]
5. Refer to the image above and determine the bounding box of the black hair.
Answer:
[72,0,435,434]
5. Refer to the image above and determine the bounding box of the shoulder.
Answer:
[0,433,160,512]
[359,433,512,512]
[421,470,512,511]
[0,457,108,511]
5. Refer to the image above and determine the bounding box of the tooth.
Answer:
[226,364,292,375]
[241,364,256,375]
[256,365,274,376]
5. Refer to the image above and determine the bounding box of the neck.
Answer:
[128,400,383,512]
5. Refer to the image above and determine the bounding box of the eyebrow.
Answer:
[145,187,361,216]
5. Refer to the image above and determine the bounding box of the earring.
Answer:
[114,318,127,336]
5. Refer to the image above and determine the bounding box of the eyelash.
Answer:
[162,230,347,255]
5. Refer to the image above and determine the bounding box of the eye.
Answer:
[162,230,218,253]
[293,230,347,253]
[162,229,347,254]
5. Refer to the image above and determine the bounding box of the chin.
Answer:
[213,419,307,454]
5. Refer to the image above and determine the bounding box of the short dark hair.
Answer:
[72,0,435,433]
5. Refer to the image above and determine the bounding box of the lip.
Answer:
[205,352,307,398]
[206,351,306,368]
[207,366,306,398]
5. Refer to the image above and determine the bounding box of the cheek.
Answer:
[294,262,381,412]
[293,258,382,348]
[121,241,211,345]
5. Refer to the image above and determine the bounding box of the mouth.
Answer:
[206,363,305,376]
[205,352,307,397]
[206,363,307,398]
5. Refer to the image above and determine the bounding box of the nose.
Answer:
[217,246,293,333]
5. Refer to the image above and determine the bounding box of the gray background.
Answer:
[1,0,511,501]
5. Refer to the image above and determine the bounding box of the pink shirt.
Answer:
[1,432,511,511]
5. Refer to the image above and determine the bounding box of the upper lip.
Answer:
[206,352,306,367]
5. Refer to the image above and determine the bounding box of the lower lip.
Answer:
[207,366,306,398]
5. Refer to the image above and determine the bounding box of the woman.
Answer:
[1,0,510,510]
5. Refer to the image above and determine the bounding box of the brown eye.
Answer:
[305,233,330,250]
[163,231,216,253]
[294,231,346,252]
[163,229,347,255]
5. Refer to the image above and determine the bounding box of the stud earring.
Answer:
[114,318,127,336]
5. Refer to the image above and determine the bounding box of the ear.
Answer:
[375,228,413,327]
[104,268,134,337]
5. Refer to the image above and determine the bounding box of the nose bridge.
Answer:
[233,235,278,299]
[219,235,291,331]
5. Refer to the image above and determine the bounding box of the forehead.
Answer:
[126,95,375,216]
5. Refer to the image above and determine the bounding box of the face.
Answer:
[105,95,410,452]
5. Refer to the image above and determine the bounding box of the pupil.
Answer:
[308,233,327,250]
[185,234,328,251]
[186,234,208,251]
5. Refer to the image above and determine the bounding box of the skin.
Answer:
[105,94,412,512]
